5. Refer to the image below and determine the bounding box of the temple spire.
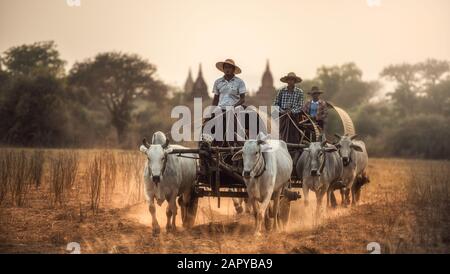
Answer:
[256,59,276,103]
[192,63,208,98]
[184,67,194,94]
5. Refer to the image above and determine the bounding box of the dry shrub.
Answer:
[131,152,145,205]
[0,150,12,205]
[49,151,79,207]
[116,151,145,207]
[0,149,45,206]
[102,151,117,206]
[87,155,103,213]
[119,152,134,197]
[9,150,31,206]
[405,162,450,252]
[29,150,45,189]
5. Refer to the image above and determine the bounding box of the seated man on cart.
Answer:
[204,59,247,146]
[303,86,328,131]
[211,59,246,111]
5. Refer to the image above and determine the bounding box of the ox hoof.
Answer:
[166,225,177,233]
[152,226,161,235]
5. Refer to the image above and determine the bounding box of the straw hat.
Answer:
[215,59,242,74]
[280,72,303,83]
[308,86,324,95]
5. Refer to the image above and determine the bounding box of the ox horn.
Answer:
[142,138,150,149]
[350,134,359,140]
[320,134,327,146]
[162,137,170,149]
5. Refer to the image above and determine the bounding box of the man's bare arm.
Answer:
[212,94,219,106]
[234,94,245,107]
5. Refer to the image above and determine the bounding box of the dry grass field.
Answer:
[0,148,449,254]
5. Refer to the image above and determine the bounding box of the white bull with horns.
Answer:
[334,134,369,206]
[139,131,198,234]
[232,133,293,236]
[296,140,343,216]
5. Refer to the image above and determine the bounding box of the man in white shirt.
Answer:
[205,59,247,144]
[212,59,246,108]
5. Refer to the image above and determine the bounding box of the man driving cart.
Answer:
[273,72,305,144]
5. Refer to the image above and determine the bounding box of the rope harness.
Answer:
[250,149,266,179]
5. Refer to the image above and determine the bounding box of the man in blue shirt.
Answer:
[303,86,328,130]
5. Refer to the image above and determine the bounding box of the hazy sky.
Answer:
[1,0,449,95]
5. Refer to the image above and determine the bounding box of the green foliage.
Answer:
[2,41,66,77]
[0,73,70,146]
[313,63,378,109]
[360,59,450,159]
[384,114,450,159]
[68,52,168,144]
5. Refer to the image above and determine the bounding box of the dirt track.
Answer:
[1,158,449,254]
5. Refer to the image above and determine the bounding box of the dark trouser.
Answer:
[279,112,301,144]
[203,106,267,146]
[279,113,302,176]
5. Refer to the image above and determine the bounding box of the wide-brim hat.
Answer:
[216,59,242,74]
[308,86,324,95]
[280,72,303,83]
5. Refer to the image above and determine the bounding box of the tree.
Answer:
[380,63,420,89]
[0,62,10,99]
[417,59,450,88]
[0,73,69,146]
[1,41,66,77]
[68,52,168,144]
[380,63,421,116]
[384,114,450,159]
[419,79,450,116]
[0,41,69,147]
[315,63,378,109]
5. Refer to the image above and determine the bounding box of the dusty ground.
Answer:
[0,154,449,254]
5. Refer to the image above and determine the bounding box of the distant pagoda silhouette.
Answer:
[191,64,209,99]
[183,68,194,94]
[254,60,276,106]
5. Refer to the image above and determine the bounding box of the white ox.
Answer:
[139,131,197,234]
[334,134,369,206]
[296,140,343,215]
[232,133,293,236]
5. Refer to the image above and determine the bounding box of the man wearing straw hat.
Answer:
[212,59,246,108]
[207,59,247,144]
[273,72,304,144]
[303,86,328,130]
